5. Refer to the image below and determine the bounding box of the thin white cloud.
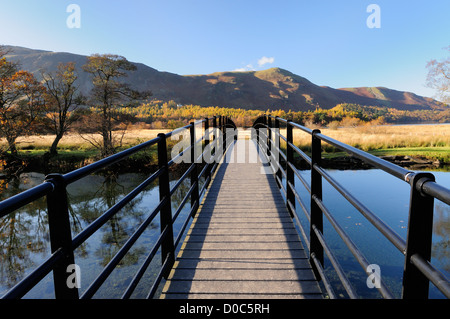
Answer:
[257,56,275,67]
[233,57,274,72]
[233,64,254,72]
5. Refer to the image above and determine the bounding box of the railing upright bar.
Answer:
[204,118,212,187]
[256,119,260,146]
[310,129,324,279]
[267,115,272,158]
[45,173,79,299]
[274,116,282,189]
[157,133,175,279]
[286,121,295,218]
[222,116,227,155]
[213,116,217,153]
[402,172,436,299]
[190,123,200,216]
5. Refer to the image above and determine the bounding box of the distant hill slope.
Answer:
[3,45,446,111]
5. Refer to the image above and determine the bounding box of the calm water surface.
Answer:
[0,171,196,298]
[291,169,449,298]
[0,168,449,299]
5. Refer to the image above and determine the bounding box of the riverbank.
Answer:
[1,124,449,176]
[2,144,448,178]
[287,123,450,170]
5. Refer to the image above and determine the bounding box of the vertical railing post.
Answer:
[256,121,260,146]
[267,116,272,159]
[262,115,267,148]
[204,118,211,186]
[204,117,210,152]
[157,133,175,278]
[274,116,282,188]
[190,122,199,215]
[286,121,295,218]
[212,116,217,163]
[402,172,435,299]
[310,129,324,278]
[45,173,79,299]
[218,116,222,156]
[222,117,227,155]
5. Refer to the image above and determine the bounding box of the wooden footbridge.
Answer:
[0,116,449,299]
[161,136,322,298]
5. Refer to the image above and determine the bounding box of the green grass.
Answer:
[322,147,450,163]
[18,148,100,160]
[367,147,450,163]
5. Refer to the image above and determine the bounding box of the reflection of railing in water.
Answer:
[0,116,236,299]
[252,115,450,299]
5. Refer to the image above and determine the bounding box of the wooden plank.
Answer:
[162,280,322,295]
[172,258,312,269]
[166,268,317,281]
[184,234,302,242]
[187,226,299,236]
[161,138,322,299]
[181,241,304,250]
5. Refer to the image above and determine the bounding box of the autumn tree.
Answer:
[82,54,151,156]
[0,47,46,155]
[41,62,84,155]
[426,46,450,104]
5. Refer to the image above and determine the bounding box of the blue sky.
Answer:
[1,0,449,99]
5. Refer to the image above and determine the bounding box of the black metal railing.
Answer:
[0,115,236,299]
[252,115,450,299]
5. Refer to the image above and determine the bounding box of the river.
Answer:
[0,168,448,299]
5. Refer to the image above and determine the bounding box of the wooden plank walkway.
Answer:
[161,132,322,299]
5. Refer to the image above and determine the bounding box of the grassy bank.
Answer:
[1,124,449,174]
[284,123,450,164]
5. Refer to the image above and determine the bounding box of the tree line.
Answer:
[118,101,449,129]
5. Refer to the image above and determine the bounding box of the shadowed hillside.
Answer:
[4,45,447,111]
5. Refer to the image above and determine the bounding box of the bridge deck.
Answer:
[161,133,322,299]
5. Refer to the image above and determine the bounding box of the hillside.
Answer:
[3,45,447,111]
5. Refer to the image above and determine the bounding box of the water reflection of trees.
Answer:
[432,202,450,273]
[0,175,48,289]
[0,172,166,291]
[68,173,159,268]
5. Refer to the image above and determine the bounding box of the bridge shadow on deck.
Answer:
[161,137,322,299]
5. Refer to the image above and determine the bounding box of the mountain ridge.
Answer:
[3,45,447,111]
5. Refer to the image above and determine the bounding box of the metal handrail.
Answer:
[0,115,236,299]
[253,114,450,299]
